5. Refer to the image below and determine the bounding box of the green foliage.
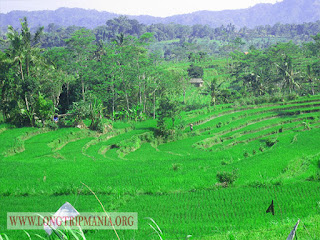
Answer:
[156,96,181,135]
[89,118,104,133]
[172,163,181,171]
[1,95,320,239]
[265,137,278,147]
[3,15,320,240]
[302,120,311,130]
[67,101,90,124]
[116,132,155,158]
[187,64,204,78]
[216,169,238,185]
[259,145,265,152]
[34,93,54,124]
[2,16,320,130]
[306,172,320,182]
[46,121,58,130]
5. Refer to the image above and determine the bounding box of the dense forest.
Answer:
[2,16,320,54]
[0,17,320,133]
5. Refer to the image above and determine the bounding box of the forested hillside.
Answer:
[1,17,320,130]
[2,14,320,58]
[1,0,320,30]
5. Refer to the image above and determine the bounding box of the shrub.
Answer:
[266,137,278,147]
[58,118,66,128]
[172,163,181,171]
[187,64,204,78]
[248,181,267,188]
[302,121,311,130]
[306,173,320,182]
[90,118,104,133]
[46,121,58,130]
[216,169,238,185]
[287,93,299,101]
[34,93,54,125]
[34,121,44,128]
[156,96,181,136]
[270,93,283,103]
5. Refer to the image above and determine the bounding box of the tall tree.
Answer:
[65,29,96,102]
[4,17,44,125]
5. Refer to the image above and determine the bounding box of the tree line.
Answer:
[0,18,189,131]
[230,38,320,98]
[2,16,320,51]
[0,17,320,133]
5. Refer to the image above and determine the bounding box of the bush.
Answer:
[172,163,181,171]
[156,96,181,136]
[306,172,320,182]
[216,169,238,185]
[187,64,204,78]
[248,181,267,188]
[287,93,299,101]
[46,121,58,130]
[185,102,208,111]
[34,93,54,125]
[90,118,104,133]
[221,160,228,165]
[259,146,265,152]
[266,137,278,147]
[34,121,44,128]
[57,118,70,128]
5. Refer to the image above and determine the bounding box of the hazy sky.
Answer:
[0,0,283,17]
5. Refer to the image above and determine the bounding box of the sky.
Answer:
[0,0,283,17]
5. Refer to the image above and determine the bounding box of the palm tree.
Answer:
[275,55,300,94]
[6,17,43,81]
[306,64,315,95]
[5,17,44,123]
[203,78,224,106]
[113,33,125,47]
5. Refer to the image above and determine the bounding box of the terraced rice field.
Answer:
[0,95,320,239]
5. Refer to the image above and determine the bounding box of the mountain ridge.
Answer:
[1,0,320,30]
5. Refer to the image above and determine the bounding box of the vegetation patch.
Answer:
[47,129,97,152]
[3,128,49,156]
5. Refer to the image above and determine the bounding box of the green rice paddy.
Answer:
[0,95,320,239]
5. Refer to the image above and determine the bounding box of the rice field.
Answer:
[0,95,320,239]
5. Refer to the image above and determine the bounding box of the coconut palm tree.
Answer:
[275,55,301,94]
[6,17,43,81]
[5,17,44,124]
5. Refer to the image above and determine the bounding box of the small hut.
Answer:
[190,78,204,87]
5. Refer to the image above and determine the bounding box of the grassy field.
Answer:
[0,95,320,239]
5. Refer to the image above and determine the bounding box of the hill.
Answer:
[0,95,320,239]
[1,0,320,30]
